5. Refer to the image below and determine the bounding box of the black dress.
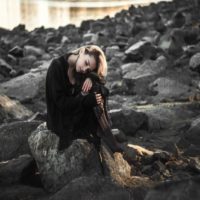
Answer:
[45,52,100,151]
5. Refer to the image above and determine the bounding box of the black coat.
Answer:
[45,53,100,150]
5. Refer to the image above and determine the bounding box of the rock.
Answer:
[107,53,124,69]
[169,29,185,57]
[153,161,166,172]
[79,19,93,32]
[112,128,127,143]
[12,24,26,32]
[183,27,200,45]
[0,154,33,185]
[122,56,167,81]
[125,40,158,62]
[24,45,45,57]
[183,144,200,157]
[28,123,103,192]
[90,21,106,33]
[49,175,131,200]
[189,52,200,73]
[0,184,48,200]
[122,56,167,95]
[100,141,131,184]
[0,61,49,103]
[149,77,192,101]
[45,32,62,44]
[82,33,96,43]
[116,22,131,36]
[8,45,24,57]
[0,94,33,124]
[19,55,37,70]
[121,62,140,76]
[106,80,129,95]
[171,11,186,28]
[144,176,200,200]
[180,116,200,146]
[179,116,200,156]
[106,69,121,82]
[0,120,41,161]
[0,58,13,77]
[152,151,172,163]
[109,108,148,136]
[100,141,153,188]
[105,46,120,61]
[157,29,184,57]
[92,32,110,46]
[188,157,200,173]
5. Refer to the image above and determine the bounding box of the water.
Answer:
[0,0,171,31]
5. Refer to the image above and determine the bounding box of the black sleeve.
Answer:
[46,59,88,113]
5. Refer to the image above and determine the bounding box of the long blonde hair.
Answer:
[71,45,107,80]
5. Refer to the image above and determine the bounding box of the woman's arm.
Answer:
[46,59,97,113]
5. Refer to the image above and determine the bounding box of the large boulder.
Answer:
[49,175,132,200]
[109,108,148,136]
[149,77,193,102]
[121,56,168,95]
[124,40,158,62]
[0,120,41,161]
[122,56,167,81]
[0,61,49,103]
[28,123,103,193]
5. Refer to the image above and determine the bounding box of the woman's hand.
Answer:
[95,93,103,105]
[82,78,92,93]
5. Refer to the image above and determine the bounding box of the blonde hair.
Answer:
[71,45,107,79]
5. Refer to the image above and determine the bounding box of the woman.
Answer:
[45,45,111,151]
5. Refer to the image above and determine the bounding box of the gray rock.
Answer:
[144,176,200,200]
[179,116,200,154]
[0,154,33,185]
[105,46,120,61]
[0,120,41,161]
[149,77,192,101]
[109,108,148,135]
[122,56,167,81]
[171,11,186,28]
[189,52,200,73]
[19,55,37,70]
[82,33,96,43]
[121,56,167,95]
[0,61,49,103]
[0,58,13,77]
[28,123,103,192]
[8,45,24,57]
[49,175,131,200]
[106,69,121,82]
[183,144,200,157]
[125,40,158,61]
[0,184,48,200]
[112,128,127,143]
[0,94,33,124]
[24,45,44,57]
[90,21,106,33]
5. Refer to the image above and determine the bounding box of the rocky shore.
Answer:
[0,0,200,199]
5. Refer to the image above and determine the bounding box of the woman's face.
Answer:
[75,52,97,74]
